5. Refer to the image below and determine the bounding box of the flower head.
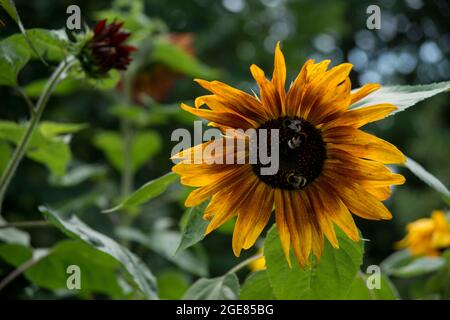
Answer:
[397,210,450,257]
[172,43,406,266]
[79,19,136,77]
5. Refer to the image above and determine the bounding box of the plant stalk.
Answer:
[227,252,264,274]
[0,57,76,214]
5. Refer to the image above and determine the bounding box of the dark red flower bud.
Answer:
[79,19,136,77]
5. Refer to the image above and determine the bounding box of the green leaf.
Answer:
[0,217,30,246]
[152,37,220,80]
[0,0,19,22]
[25,240,124,298]
[157,271,189,300]
[0,0,45,63]
[176,203,209,254]
[0,120,72,176]
[381,249,413,275]
[0,35,30,86]
[404,156,450,202]
[26,140,71,176]
[24,29,68,61]
[240,270,275,300]
[346,273,398,300]
[103,172,178,212]
[351,81,450,116]
[391,257,446,278]
[425,250,450,299]
[39,206,158,299]
[264,225,364,299]
[49,164,107,187]
[39,121,87,138]
[24,77,80,98]
[92,130,162,172]
[116,227,208,277]
[182,273,239,300]
[0,243,32,265]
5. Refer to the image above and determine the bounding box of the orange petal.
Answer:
[272,42,287,115]
[323,103,397,129]
[350,83,381,105]
[232,183,274,256]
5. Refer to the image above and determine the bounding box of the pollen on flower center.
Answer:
[251,116,326,190]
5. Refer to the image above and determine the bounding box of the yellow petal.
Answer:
[272,42,287,114]
[323,103,397,129]
[350,83,381,105]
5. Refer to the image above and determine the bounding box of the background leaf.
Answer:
[151,37,220,80]
[117,227,208,277]
[103,172,178,212]
[176,203,209,254]
[93,130,162,172]
[404,156,450,202]
[40,206,158,299]
[0,120,74,176]
[25,240,124,298]
[182,273,239,300]
[0,35,30,86]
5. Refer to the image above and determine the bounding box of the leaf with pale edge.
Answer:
[39,206,158,299]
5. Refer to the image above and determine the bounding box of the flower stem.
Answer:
[0,57,76,214]
[0,220,51,229]
[120,118,134,197]
[227,252,264,274]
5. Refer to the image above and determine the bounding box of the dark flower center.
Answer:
[251,116,326,190]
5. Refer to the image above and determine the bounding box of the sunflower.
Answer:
[396,210,450,257]
[172,43,406,266]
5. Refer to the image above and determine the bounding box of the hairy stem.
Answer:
[0,57,76,214]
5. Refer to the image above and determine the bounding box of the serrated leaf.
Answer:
[240,270,275,300]
[182,273,239,300]
[176,203,209,254]
[103,172,178,213]
[404,156,450,202]
[39,206,158,299]
[25,240,124,298]
[116,227,208,277]
[264,225,364,299]
[351,81,450,116]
